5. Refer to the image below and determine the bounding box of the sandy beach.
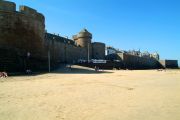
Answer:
[0,66,180,120]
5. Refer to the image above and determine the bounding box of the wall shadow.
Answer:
[7,64,113,76]
[51,65,113,74]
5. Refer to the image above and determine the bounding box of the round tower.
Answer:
[74,29,92,60]
[74,29,92,47]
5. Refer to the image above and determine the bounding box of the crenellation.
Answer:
[19,5,45,22]
[19,5,37,15]
[0,0,16,12]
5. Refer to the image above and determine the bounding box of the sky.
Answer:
[11,0,180,65]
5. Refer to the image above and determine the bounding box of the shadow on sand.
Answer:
[7,64,113,76]
[52,65,113,74]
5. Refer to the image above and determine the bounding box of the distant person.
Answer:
[94,66,99,72]
[26,69,32,75]
[94,66,97,71]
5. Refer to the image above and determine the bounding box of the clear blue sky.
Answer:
[11,0,180,65]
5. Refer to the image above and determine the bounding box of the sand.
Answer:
[0,66,180,120]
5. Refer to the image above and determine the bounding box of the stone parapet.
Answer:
[0,0,16,12]
[19,5,45,22]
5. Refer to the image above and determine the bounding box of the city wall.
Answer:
[0,1,47,71]
[45,33,88,65]
[159,60,178,68]
[0,1,106,72]
[0,1,45,57]
[115,53,162,69]
[0,0,177,72]
[92,42,105,60]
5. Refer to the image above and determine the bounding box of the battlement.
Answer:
[0,0,16,12]
[0,1,44,22]
[19,5,45,21]
[19,5,37,15]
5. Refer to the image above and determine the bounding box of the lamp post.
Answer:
[65,36,68,64]
[47,34,53,73]
[88,43,90,63]
[48,50,50,72]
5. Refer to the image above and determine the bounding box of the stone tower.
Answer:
[73,29,92,60]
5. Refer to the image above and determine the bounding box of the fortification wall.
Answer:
[0,5,45,56]
[66,44,86,63]
[92,42,105,59]
[0,1,16,11]
[46,33,88,65]
[159,60,178,68]
[73,29,93,60]
[0,1,105,72]
[118,53,161,69]
[0,1,46,71]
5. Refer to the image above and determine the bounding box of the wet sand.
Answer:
[0,66,180,120]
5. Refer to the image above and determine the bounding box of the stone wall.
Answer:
[73,29,93,60]
[106,53,162,69]
[0,1,46,72]
[0,4,45,57]
[92,42,105,59]
[0,1,16,11]
[0,47,23,72]
[119,53,162,69]
[0,1,105,72]
[159,60,178,68]
[45,33,87,65]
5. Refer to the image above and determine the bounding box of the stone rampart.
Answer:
[92,42,105,59]
[159,60,178,68]
[0,0,16,12]
[0,0,46,72]
[45,33,87,65]
[117,53,161,69]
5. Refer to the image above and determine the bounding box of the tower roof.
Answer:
[80,28,89,33]
[77,28,92,38]
[79,28,91,34]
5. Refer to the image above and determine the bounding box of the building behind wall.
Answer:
[105,47,178,69]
